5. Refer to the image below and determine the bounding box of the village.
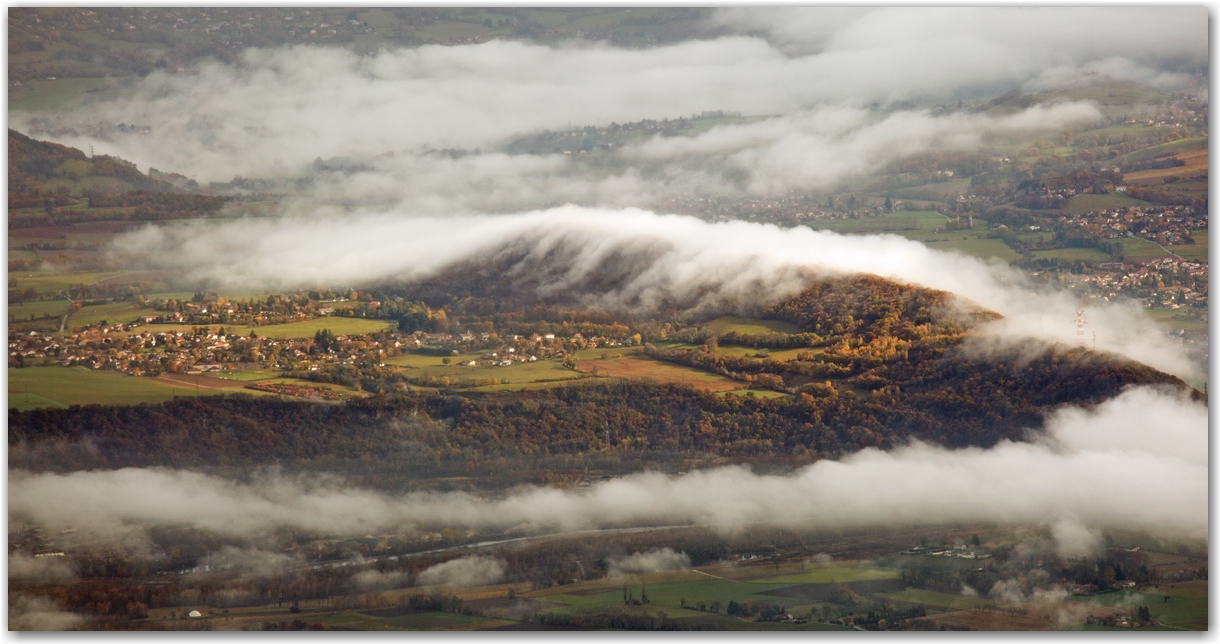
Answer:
[6,315,638,382]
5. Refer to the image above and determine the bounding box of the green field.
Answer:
[805,212,1022,262]
[139,316,395,339]
[7,392,69,412]
[1171,229,1207,262]
[1144,308,1207,332]
[312,610,513,631]
[8,366,220,408]
[917,236,1022,262]
[875,588,995,611]
[7,299,70,321]
[9,271,128,294]
[804,211,947,235]
[1031,247,1111,262]
[242,317,394,339]
[1109,236,1172,260]
[67,301,151,329]
[1115,136,1208,165]
[538,578,794,618]
[9,77,116,112]
[1069,586,1208,631]
[1060,193,1154,214]
[754,564,899,585]
[700,316,802,335]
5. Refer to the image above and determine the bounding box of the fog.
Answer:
[9,594,85,632]
[416,555,506,588]
[11,8,1203,183]
[608,548,692,578]
[111,206,1198,382]
[282,100,1102,213]
[9,386,1206,553]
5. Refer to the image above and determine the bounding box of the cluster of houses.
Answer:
[1053,257,1208,310]
[1055,205,1206,245]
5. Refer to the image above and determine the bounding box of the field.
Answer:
[754,564,899,585]
[8,366,223,409]
[700,316,801,335]
[1060,193,1154,214]
[805,212,1022,263]
[1143,308,1207,332]
[574,356,744,392]
[240,317,394,339]
[7,299,70,322]
[66,301,151,329]
[131,316,395,340]
[1031,247,1111,262]
[1108,236,1173,261]
[311,609,514,631]
[1068,582,1208,631]
[875,588,995,611]
[9,271,128,294]
[1171,228,1208,262]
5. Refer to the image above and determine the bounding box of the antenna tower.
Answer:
[1074,309,1087,345]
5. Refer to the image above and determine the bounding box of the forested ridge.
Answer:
[9,273,1191,483]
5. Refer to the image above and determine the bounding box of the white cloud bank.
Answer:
[608,548,692,578]
[9,386,1207,549]
[11,7,1203,183]
[110,206,1199,382]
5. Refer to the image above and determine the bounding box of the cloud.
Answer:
[8,594,85,631]
[607,548,691,577]
[11,7,1203,183]
[416,555,506,588]
[351,568,411,591]
[1048,516,1103,558]
[8,554,76,584]
[8,387,1207,548]
[711,7,1205,68]
[196,546,299,580]
[109,206,1199,382]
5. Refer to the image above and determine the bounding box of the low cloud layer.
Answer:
[8,554,76,584]
[9,386,1207,549]
[286,101,1102,213]
[608,548,692,578]
[9,595,85,631]
[12,7,1203,183]
[111,206,1199,382]
[416,555,506,588]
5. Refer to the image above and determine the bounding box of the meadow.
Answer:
[574,356,744,392]
[8,366,219,409]
[804,212,1022,263]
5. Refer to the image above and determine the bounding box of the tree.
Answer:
[884,197,893,212]
[314,328,337,353]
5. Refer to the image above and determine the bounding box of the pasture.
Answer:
[9,270,128,294]
[574,356,744,392]
[1061,193,1154,214]
[1031,247,1111,262]
[875,588,995,611]
[1171,229,1208,262]
[700,316,802,335]
[1108,236,1172,261]
[244,316,394,338]
[8,366,220,408]
[1068,585,1207,631]
[7,299,70,322]
[67,301,151,329]
[755,564,900,585]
